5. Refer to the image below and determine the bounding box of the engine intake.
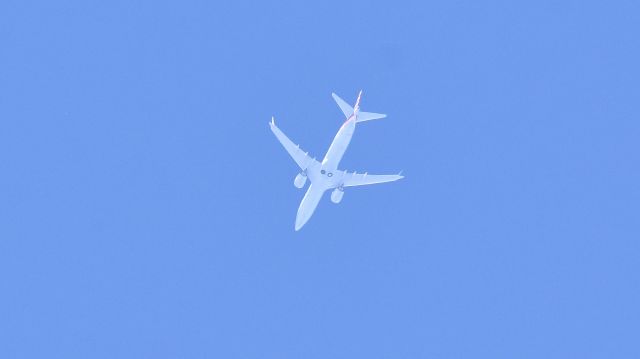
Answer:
[294,172,307,188]
[331,187,344,204]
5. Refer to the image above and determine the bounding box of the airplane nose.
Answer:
[295,211,305,231]
[295,209,309,231]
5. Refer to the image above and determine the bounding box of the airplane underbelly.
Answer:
[323,122,355,169]
[295,184,325,230]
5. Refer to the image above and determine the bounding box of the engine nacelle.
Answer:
[331,187,344,204]
[294,173,307,188]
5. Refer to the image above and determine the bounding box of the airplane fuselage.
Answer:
[322,115,356,170]
[270,91,400,231]
[295,115,357,230]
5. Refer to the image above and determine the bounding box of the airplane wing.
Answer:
[270,117,319,171]
[341,171,404,187]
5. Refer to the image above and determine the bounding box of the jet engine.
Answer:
[294,173,307,188]
[331,187,344,204]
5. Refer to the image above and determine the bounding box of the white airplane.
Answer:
[270,91,404,231]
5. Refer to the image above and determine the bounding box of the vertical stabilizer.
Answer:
[354,90,363,114]
[332,91,387,123]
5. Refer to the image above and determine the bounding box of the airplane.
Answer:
[270,91,404,231]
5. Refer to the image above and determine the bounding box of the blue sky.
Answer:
[1,0,639,358]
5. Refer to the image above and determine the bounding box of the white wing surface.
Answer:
[270,117,319,171]
[341,172,404,187]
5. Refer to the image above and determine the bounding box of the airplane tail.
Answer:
[332,91,387,123]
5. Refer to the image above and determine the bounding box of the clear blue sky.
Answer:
[1,0,639,358]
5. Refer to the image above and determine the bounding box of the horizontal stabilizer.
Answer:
[357,111,387,123]
[332,93,353,119]
[332,92,387,122]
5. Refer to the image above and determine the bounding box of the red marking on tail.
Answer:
[354,90,363,111]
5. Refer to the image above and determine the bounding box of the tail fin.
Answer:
[331,91,387,123]
[354,90,363,114]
